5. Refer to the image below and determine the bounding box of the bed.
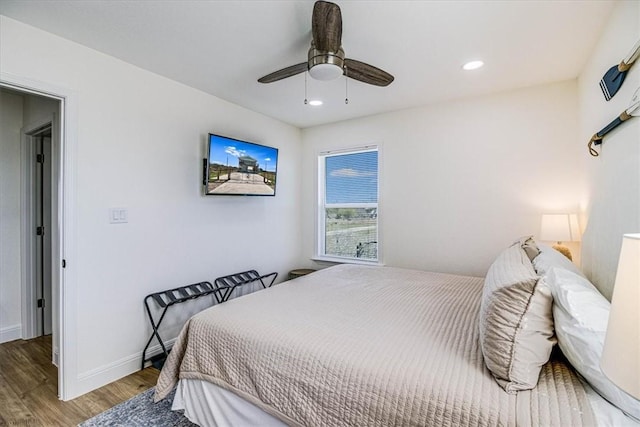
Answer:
[154,241,639,426]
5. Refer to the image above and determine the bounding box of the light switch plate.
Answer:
[109,208,128,224]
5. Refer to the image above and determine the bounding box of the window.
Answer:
[317,146,379,262]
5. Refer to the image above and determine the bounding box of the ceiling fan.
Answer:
[257,0,394,87]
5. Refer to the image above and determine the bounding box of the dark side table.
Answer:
[287,268,317,280]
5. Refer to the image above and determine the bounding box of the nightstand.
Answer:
[288,268,316,280]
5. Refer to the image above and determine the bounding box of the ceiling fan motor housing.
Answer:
[308,46,345,80]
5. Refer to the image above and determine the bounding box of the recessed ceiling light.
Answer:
[308,100,323,106]
[462,60,484,71]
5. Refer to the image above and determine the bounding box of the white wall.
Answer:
[1,16,304,398]
[23,94,59,126]
[0,89,24,343]
[578,1,640,300]
[302,81,584,277]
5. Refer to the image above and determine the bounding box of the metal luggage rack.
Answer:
[141,270,277,370]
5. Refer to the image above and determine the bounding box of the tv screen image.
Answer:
[205,134,278,196]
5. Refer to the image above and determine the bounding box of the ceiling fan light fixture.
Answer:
[309,63,344,81]
[308,46,345,81]
[308,99,323,106]
[462,60,484,71]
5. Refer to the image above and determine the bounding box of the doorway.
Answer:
[0,83,65,398]
[19,104,60,357]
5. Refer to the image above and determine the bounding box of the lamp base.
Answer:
[552,243,573,261]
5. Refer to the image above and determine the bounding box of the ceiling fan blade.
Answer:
[344,59,394,87]
[312,1,342,52]
[258,62,308,83]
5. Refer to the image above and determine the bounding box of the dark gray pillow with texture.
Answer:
[514,235,541,262]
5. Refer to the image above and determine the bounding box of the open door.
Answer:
[34,127,53,337]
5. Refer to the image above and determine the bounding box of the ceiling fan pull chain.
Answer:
[345,67,349,104]
[304,71,308,105]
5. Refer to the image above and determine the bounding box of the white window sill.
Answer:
[311,256,384,266]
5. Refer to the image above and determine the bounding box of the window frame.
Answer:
[315,145,381,264]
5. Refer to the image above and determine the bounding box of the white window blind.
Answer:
[318,147,378,262]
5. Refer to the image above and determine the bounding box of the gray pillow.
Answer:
[479,243,556,393]
[514,236,541,262]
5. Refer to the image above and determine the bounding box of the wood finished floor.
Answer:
[0,336,159,426]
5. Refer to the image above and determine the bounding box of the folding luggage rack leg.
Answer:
[141,281,221,370]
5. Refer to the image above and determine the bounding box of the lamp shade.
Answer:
[601,233,640,399]
[540,214,581,242]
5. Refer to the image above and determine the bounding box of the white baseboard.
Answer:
[72,338,177,399]
[0,324,22,344]
[53,347,59,367]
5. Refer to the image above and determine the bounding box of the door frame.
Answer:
[1,72,78,401]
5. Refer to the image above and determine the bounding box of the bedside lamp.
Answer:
[540,213,581,260]
[601,233,640,400]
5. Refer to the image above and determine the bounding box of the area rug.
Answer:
[79,387,196,426]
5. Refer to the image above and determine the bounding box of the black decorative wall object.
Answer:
[589,87,639,156]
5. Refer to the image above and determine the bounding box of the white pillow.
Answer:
[548,267,640,421]
[533,244,585,278]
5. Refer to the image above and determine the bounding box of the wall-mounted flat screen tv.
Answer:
[205,133,278,196]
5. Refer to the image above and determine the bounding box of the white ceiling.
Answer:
[0,0,615,128]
